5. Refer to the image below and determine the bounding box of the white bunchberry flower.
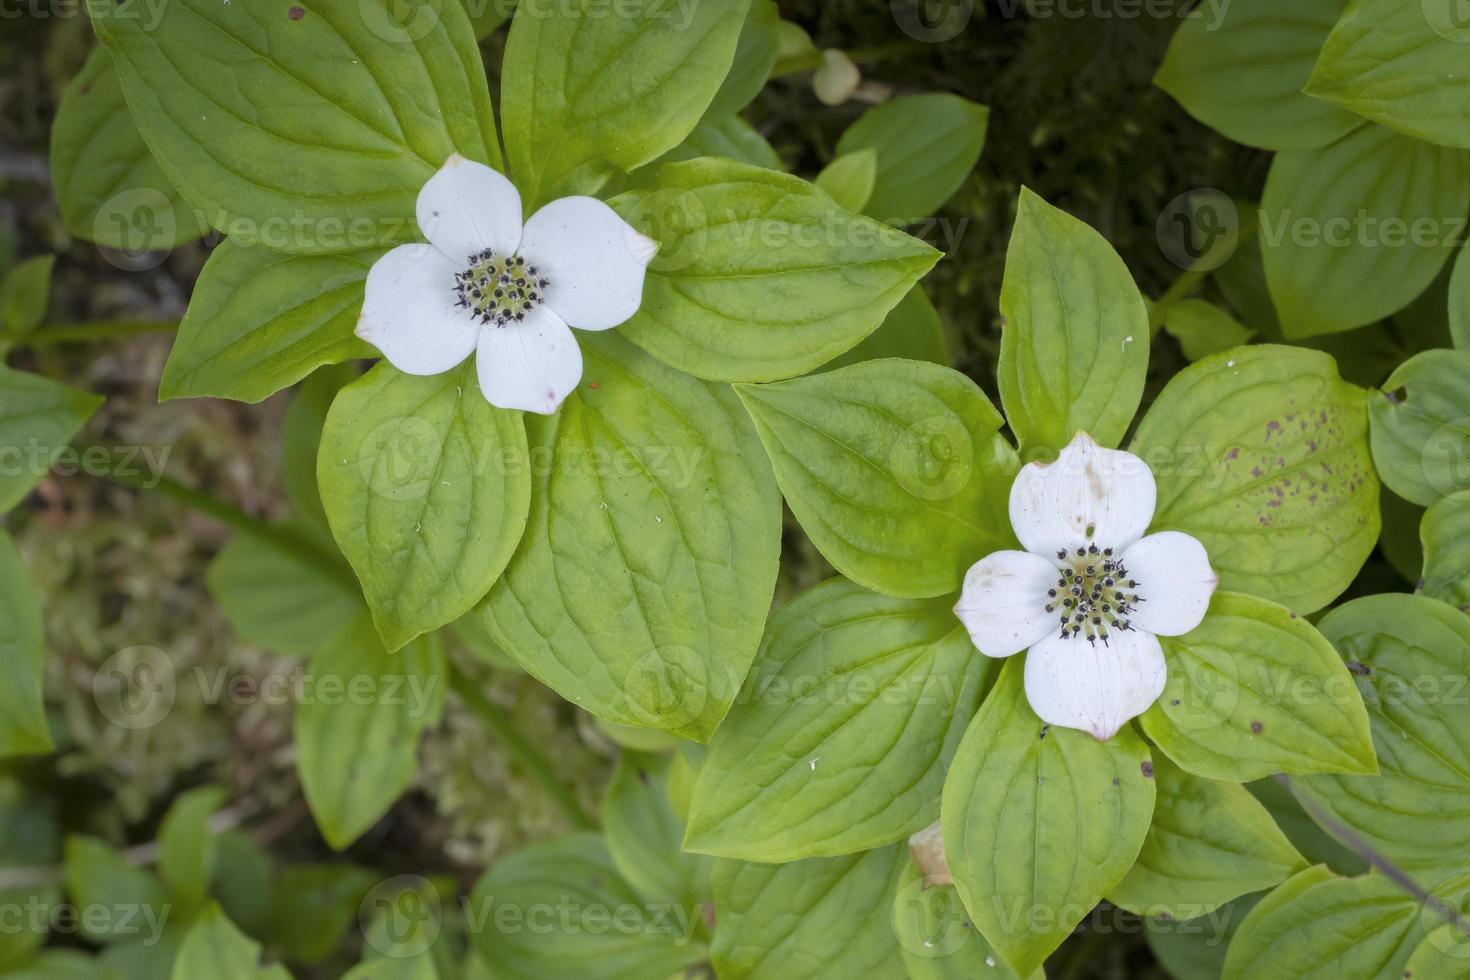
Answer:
[356,155,658,414]
[954,432,1218,741]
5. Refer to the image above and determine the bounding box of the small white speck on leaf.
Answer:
[809,757,820,771]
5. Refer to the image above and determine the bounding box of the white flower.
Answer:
[356,155,658,414]
[954,432,1218,741]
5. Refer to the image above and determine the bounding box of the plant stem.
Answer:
[447,664,596,831]
[1277,774,1470,934]
[771,41,926,79]
[83,446,356,590]
[17,320,178,347]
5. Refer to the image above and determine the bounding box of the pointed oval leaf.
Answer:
[50,46,205,251]
[1368,348,1470,507]
[1130,344,1379,614]
[997,188,1149,454]
[160,240,378,404]
[941,659,1156,976]
[89,0,500,252]
[1108,757,1305,918]
[1140,591,1377,781]
[295,617,446,849]
[501,0,750,208]
[479,331,781,740]
[711,844,907,979]
[1259,126,1469,339]
[1295,594,1470,888]
[1154,0,1360,151]
[318,361,530,651]
[686,578,993,861]
[736,359,1018,599]
[611,157,941,382]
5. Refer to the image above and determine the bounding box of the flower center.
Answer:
[1044,543,1145,646]
[453,249,551,328]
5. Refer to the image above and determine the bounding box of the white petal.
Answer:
[1023,629,1166,740]
[1120,531,1218,637]
[1009,431,1157,558]
[519,196,658,331]
[954,550,1063,658]
[356,244,478,376]
[475,304,582,415]
[416,154,522,261]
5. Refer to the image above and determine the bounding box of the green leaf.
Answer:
[660,114,782,170]
[1294,594,1470,888]
[318,361,530,651]
[834,94,988,222]
[294,617,446,848]
[711,844,906,978]
[1422,494,1470,610]
[814,148,877,213]
[612,157,941,382]
[1451,245,1470,351]
[707,0,779,116]
[207,529,363,657]
[1368,349,1470,506]
[735,359,1017,599]
[891,858,1039,980]
[479,332,780,741]
[281,363,358,528]
[160,240,378,404]
[0,256,54,337]
[823,284,949,371]
[267,864,377,964]
[997,187,1149,454]
[1154,0,1360,151]
[0,531,50,756]
[1109,757,1305,918]
[1130,344,1379,613]
[211,830,276,939]
[158,785,227,913]
[49,47,204,251]
[469,834,707,979]
[686,578,992,861]
[1162,298,1255,362]
[1247,778,1368,875]
[1258,126,1469,339]
[90,0,500,252]
[0,777,61,969]
[1307,0,1470,149]
[603,751,709,906]
[1140,591,1378,781]
[1222,868,1433,980]
[171,904,292,980]
[63,836,171,944]
[98,929,186,978]
[501,0,750,208]
[1143,894,1260,980]
[941,659,1156,976]
[0,365,103,513]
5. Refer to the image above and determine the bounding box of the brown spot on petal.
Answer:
[1140,761,1154,778]
[1250,720,1264,734]
[288,5,305,18]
